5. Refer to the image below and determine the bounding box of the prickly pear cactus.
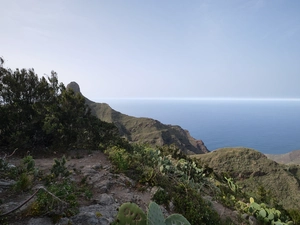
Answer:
[147,201,165,225]
[165,214,191,225]
[112,202,146,225]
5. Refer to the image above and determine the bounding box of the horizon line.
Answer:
[93,97,300,101]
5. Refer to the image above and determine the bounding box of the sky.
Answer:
[1,0,300,100]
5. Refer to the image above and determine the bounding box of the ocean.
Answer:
[96,99,300,154]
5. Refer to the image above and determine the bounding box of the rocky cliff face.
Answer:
[67,82,209,154]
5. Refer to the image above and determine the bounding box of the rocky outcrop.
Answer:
[67,82,209,154]
[66,82,81,94]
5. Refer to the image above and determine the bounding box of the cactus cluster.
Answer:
[112,202,191,225]
[247,198,293,225]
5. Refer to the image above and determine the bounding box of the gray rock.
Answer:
[55,217,69,225]
[168,201,174,212]
[79,204,119,221]
[0,202,19,213]
[69,212,100,225]
[95,180,113,193]
[7,163,16,169]
[97,193,115,205]
[249,215,258,225]
[28,217,53,225]
[57,203,120,225]
[242,213,249,220]
[92,163,102,170]
[0,179,16,187]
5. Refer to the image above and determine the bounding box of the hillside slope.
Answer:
[67,82,209,154]
[266,149,300,165]
[192,147,300,210]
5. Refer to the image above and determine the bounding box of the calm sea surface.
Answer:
[96,99,300,154]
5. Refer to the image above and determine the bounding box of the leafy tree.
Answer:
[0,62,121,153]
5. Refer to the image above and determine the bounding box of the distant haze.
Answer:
[1,0,300,100]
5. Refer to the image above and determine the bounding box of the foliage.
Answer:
[236,198,293,225]
[152,188,170,206]
[287,209,300,225]
[224,177,239,193]
[105,146,130,172]
[51,156,70,178]
[107,144,222,224]
[30,180,78,218]
[172,185,221,225]
[14,155,38,191]
[112,201,191,225]
[0,66,121,153]
[14,173,32,191]
[29,156,92,218]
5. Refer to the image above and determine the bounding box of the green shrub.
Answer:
[14,173,32,191]
[172,185,221,225]
[288,209,300,225]
[30,180,78,217]
[152,188,170,206]
[105,146,130,172]
[51,156,70,178]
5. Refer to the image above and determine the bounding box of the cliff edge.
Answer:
[67,82,209,154]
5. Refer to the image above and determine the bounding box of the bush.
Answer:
[105,146,130,172]
[14,173,32,191]
[172,185,221,225]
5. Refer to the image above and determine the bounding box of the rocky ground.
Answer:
[0,150,241,225]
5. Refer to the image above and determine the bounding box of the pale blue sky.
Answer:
[1,0,300,100]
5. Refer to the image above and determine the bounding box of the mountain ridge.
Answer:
[67,82,209,154]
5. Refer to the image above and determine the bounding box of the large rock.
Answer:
[57,202,119,225]
[67,82,81,94]
[28,217,53,225]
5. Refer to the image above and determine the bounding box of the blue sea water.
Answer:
[96,99,300,154]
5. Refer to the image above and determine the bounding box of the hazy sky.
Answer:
[1,0,300,100]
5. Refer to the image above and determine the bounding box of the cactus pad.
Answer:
[113,202,146,225]
[165,214,191,225]
[147,201,165,225]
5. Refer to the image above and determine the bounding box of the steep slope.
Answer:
[266,149,300,165]
[192,147,300,210]
[67,82,209,154]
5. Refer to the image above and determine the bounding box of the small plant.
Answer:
[51,156,70,178]
[95,211,102,218]
[152,188,170,206]
[14,173,32,191]
[13,155,38,191]
[84,189,93,200]
[224,177,239,193]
